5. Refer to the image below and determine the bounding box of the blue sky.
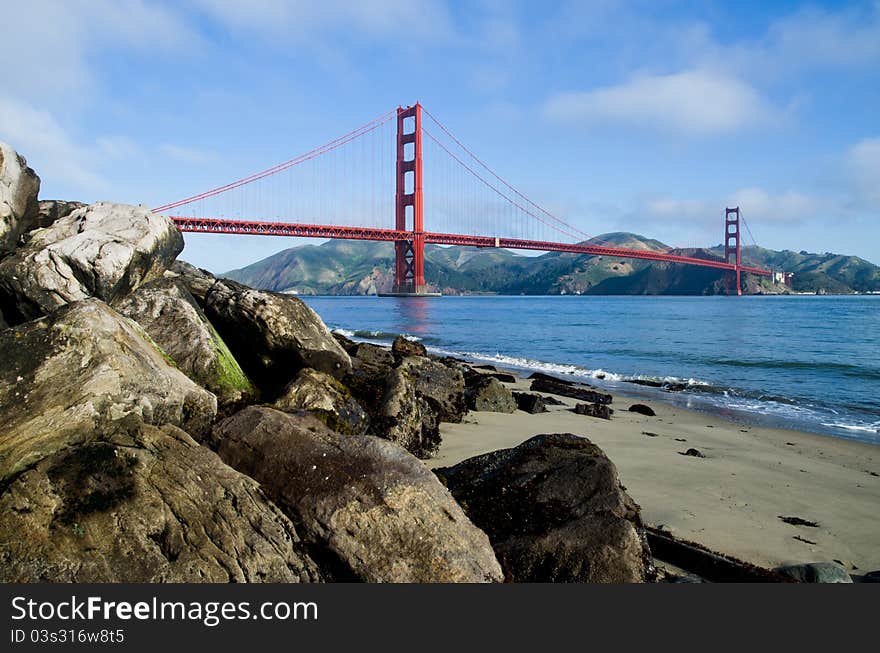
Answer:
[2,0,879,271]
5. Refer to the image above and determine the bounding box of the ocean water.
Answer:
[301,295,880,445]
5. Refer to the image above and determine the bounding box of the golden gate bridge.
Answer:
[154,103,774,296]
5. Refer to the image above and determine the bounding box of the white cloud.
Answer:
[0,1,200,105]
[761,6,880,73]
[646,197,713,220]
[544,69,773,134]
[848,137,880,204]
[728,188,813,224]
[0,97,107,193]
[642,188,813,227]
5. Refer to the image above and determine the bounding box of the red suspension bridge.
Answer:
[154,103,775,296]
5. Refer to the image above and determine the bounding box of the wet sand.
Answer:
[432,374,880,573]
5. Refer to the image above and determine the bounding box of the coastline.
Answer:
[432,372,880,573]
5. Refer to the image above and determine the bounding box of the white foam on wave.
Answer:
[821,422,880,433]
[331,328,355,337]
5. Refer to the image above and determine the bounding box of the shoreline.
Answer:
[333,328,879,446]
[431,369,880,574]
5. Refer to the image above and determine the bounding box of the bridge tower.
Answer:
[391,103,429,295]
[724,207,742,296]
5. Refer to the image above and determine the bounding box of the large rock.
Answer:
[377,368,441,458]
[530,377,612,405]
[436,434,653,583]
[0,418,322,582]
[352,342,394,374]
[26,200,86,236]
[513,392,548,414]
[0,142,40,254]
[398,356,467,423]
[775,562,853,584]
[0,299,217,482]
[114,278,255,409]
[274,368,369,435]
[210,407,503,583]
[573,402,612,420]
[186,277,351,395]
[392,334,426,358]
[166,260,215,303]
[467,376,517,413]
[0,202,183,324]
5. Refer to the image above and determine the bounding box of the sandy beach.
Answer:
[433,373,880,574]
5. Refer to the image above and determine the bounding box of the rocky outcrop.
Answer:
[210,407,503,583]
[114,278,255,409]
[573,402,612,420]
[185,277,351,395]
[377,368,441,458]
[513,392,548,414]
[0,418,322,583]
[274,368,369,435]
[398,356,467,423]
[467,376,517,413]
[530,377,612,405]
[0,142,40,254]
[0,299,217,482]
[0,202,183,324]
[392,335,426,358]
[436,434,653,583]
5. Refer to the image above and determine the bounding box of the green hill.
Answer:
[222,234,880,296]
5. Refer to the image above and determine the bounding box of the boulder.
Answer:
[0,202,183,325]
[573,402,612,420]
[528,371,576,386]
[0,418,322,582]
[628,403,656,416]
[376,368,441,458]
[210,407,503,583]
[166,260,215,304]
[392,335,426,358]
[398,355,467,423]
[436,434,653,583]
[26,200,86,236]
[0,142,40,254]
[0,299,217,482]
[530,377,612,405]
[467,376,517,413]
[352,342,395,374]
[513,392,548,414]
[113,278,255,409]
[195,278,351,394]
[331,330,358,354]
[775,562,853,584]
[274,368,369,436]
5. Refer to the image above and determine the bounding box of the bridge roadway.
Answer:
[170,216,773,277]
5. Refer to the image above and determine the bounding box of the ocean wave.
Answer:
[820,422,880,433]
[332,327,429,343]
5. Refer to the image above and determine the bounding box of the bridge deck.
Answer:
[169,217,772,277]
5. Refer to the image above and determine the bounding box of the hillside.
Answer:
[223,234,880,296]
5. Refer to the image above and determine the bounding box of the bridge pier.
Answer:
[724,207,742,296]
[388,103,437,296]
